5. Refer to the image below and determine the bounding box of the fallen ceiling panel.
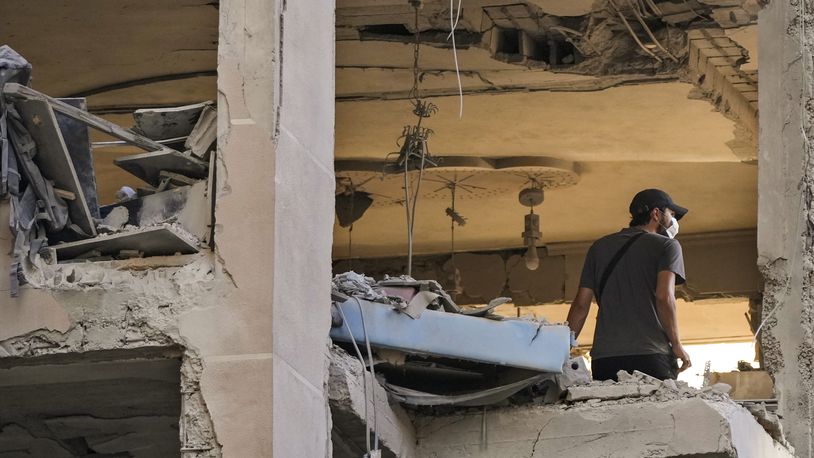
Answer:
[52,226,199,261]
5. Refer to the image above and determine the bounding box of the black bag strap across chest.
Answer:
[597,231,646,304]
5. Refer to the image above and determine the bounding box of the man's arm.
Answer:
[655,270,691,372]
[567,287,594,339]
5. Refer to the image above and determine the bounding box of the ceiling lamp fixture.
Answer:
[426,173,484,295]
[518,182,544,271]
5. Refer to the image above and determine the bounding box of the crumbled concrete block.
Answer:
[617,370,660,385]
[566,382,659,402]
[416,398,795,458]
[661,378,678,392]
[705,382,733,395]
[328,347,416,457]
[100,206,129,230]
[556,356,590,389]
[747,403,789,447]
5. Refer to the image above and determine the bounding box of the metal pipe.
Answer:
[609,0,663,63]
[92,136,188,148]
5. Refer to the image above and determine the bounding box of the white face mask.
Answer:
[663,216,679,239]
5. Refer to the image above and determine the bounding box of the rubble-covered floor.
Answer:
[328,346,793,458]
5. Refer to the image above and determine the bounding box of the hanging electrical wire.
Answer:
[390,0,439,277]
[445,180,466,293]
[448,0,464,118]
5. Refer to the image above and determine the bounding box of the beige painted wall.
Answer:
[208,0,336,455]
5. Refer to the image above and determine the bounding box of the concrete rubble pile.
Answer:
[565,369,790,447]
[0,46,215,296]
[329,341,796,458]
[330,273,794,457]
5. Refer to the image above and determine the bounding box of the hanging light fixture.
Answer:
[518,182,544,270]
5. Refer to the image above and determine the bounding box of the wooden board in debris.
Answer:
[15,99,97,236]
[52,226,199,261]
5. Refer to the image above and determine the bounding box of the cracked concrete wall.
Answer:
[413,399,792,458]
[0,0,336,457]
[328,346,416,457]
[757,0,814,456]
[0,251,227,455]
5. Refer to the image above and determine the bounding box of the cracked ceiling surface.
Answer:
[334,0,760,258]
[0,0,760,259]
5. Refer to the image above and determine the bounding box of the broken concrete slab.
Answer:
[186,103,217,160]
[133,101,214,141]
[328,346,416,458]
[14,98,97,236]
[566,382,659,402]
[52,225,199,261]
[114,149,209,187]
[413,397,794,457]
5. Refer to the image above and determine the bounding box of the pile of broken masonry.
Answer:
[0,46,214,296]
[330,271,791,450]
[564,369,789,449]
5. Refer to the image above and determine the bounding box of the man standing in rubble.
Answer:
[566,189,691,381]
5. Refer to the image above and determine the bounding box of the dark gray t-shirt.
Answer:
[579,227,686,359]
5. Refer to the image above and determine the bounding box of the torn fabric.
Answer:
[384,374,550,406]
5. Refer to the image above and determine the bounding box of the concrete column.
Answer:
[758,1,814,455]
[215,0,335,456]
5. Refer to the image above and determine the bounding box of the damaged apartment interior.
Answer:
[1,0,814,457]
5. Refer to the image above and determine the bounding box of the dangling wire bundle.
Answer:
[386,0,439,277]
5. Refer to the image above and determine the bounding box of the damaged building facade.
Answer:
[0,0,812,457]
[0,1,334,456]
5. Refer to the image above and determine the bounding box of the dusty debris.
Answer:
[332,271,406,307]
[561,369,789,445]
[1,48,214,295]
[564,370,729,405]
[566,380,659,402]
[99,206,129,230]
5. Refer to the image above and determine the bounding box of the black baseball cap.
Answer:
[629,189,688,220]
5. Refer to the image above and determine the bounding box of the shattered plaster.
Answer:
[758,0,814,455]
